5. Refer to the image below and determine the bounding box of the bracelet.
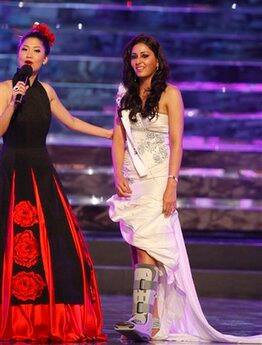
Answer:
[168,175,179,183]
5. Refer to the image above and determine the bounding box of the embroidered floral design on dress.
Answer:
[12,271,46,301]
[14,230,39,267]
[116,83,126,108]
[13,201,38,227]
[136,131,168,164]
[129,115,168,164]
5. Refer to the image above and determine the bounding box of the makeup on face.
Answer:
[131,43,158,78]
[18,37,47,72]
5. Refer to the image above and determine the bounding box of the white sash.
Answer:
[120,109,148,177]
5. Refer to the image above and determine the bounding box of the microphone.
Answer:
[14,64,33,105]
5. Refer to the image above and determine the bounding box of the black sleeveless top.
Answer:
[4,74,51,149]
[1,75,52,169]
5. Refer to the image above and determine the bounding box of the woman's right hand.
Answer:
[114,174,132,197]
[107,128,113,139]
[11,81,29,103]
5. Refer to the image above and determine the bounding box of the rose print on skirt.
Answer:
[13,201,38,228]
[12,271,46,301]
[14,230,39,267]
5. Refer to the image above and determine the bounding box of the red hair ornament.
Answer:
[32,22,55,46]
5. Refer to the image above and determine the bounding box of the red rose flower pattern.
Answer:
[12,200,45,301]
[13,201,38,227]
[14,230,39,268]
[12,271,46,301]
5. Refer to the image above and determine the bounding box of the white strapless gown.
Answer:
[107,114,261,343]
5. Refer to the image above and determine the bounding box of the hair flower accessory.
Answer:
[32,22,55,46]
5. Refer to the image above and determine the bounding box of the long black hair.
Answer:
[118,34,169,122]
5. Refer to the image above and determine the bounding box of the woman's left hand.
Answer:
[162,183,177,217]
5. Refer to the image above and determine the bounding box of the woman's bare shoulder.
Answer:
[39,81,57,101]
[40,81,53,93]
[0,80,12,91]
[163,84,183,104]
[165,83,182,98]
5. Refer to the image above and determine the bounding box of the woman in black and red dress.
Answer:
[0,23,109,342]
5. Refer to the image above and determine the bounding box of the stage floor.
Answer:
[0,296,260,344]
[101,295,262,344]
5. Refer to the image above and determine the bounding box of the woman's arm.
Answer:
[112,112,132,197]
[0,81,28,136]
[162,85,184,216]
[42,82,112,139]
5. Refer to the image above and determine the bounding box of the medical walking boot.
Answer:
[114,263,159,342]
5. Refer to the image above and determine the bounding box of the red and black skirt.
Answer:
[0,147,105,342]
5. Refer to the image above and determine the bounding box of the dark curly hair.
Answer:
[118,34,169,122]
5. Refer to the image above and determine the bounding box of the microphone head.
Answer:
[18,64,33,78]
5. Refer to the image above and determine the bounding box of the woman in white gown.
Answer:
[107,34,262,343]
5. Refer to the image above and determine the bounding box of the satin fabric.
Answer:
[0,170,105,342]
[1,304,100,342]
[107,114,262,343]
